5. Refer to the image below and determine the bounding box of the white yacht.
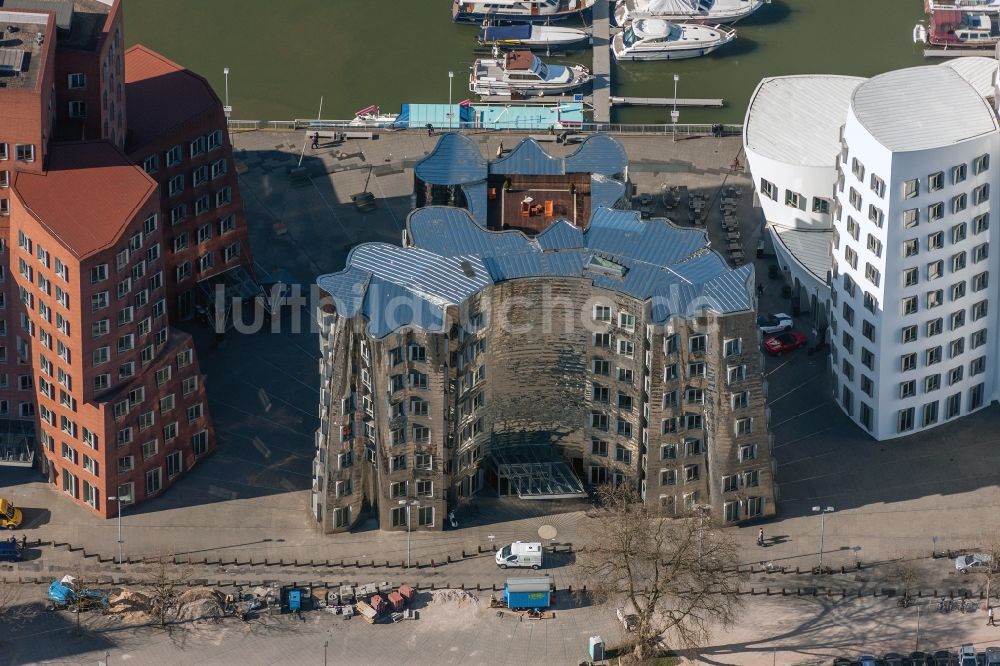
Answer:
[612,18,735,60]
[614,0,765,25]
[478,24,591,49]
[470,50,592,97]
[349,105,399,127]
[453,0,597,23]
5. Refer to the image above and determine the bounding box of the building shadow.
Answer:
[123,140,414,515]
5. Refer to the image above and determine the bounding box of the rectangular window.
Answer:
[904,179,919,199]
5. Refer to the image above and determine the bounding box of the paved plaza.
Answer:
[3,129,1000,663]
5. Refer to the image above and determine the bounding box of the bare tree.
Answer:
[579,484,745,661]
[0,579,36,628]
[889,558,918,607]
[145,556,191,628]
[978,539,1000,608]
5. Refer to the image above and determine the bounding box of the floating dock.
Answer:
[923,48,992,58]
[611,96,725,108]
[591,0,612,123]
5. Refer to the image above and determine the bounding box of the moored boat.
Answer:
[612,18,735,60]
[918,0,1000,47]
[478,23,590,48]
[348,105,399,127]
[469,49,592,97]
[453,0,596,23]
[614,0,765,25]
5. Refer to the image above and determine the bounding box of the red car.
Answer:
[763,331,807,356]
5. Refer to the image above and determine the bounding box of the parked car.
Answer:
[0,537,22,562]
[984,648,1000,666]
[757,312,793,334]
[933,650,955,666]
[763,331,808,356]
[883,653,904,666]
[959,645,977,666]
[911,653,931,666]
[955,553,993,573]
[859,656,879,666]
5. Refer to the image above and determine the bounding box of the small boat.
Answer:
[453,0,597,23]
[913,22,927,44]
[469,49,592,97]
[478,23,590,48]
[614,0,765,26]
[612,18,735,60]
[349,105,399,127]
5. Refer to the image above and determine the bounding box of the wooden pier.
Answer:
[590,0,612,123]
[611,96,725,108]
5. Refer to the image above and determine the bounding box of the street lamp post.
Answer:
[398,499,420,568]
[448,71,455,129]
[222,67,232,118]
[671,74,680,142]
[107,495,126,564]
[812,505,834,570]
[324,640,329,666]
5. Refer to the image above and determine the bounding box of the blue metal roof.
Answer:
[414,133,487,185]
[536,220,585,251]
[318,133,752,336]
[591,175,627,211]
[565,135,628,176]
[489,138,565,176]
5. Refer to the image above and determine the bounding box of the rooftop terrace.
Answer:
[0,10,49,90]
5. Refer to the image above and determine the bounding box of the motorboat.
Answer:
[478,23,590,48]
[614,0,765,25]
[453,0,597,23]
[921,8,1000,46]
[612,18,735,60]
[348,105,399,127]
[470,49,592,97]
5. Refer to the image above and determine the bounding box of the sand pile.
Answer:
[107,589,152,625]
[429,590,480,607]
[174,588,226,623]
[107,587,226,625]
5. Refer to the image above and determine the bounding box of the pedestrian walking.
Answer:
[756,283,764,297]
[757,528,764,547]
[21,534,26,550]
[311,132,320,149]
[989,606,996,626]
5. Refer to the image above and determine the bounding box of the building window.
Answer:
[953,163,968,184]
[145,467,162,496]
[898,407,915,433]
[812,197,830,214]
[928,202,944,222]
[785,190,802,208]
[15,144,34,162]
[904,178,919,199]
[68,101,87,118]
[974,153,990,175]
[760,179,777,200]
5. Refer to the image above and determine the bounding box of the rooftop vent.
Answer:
[586,254,626,278]
[0,47,26,73]
[459,260,477,278]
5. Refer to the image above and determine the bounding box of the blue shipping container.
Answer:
[503,577,551,609]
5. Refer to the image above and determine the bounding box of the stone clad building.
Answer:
[312,134,776,533]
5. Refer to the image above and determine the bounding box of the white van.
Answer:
[496,541,543,569]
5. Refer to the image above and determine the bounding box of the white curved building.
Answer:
[744,57,1000,440]
[831,65,1000,439]
[744,76,864,324]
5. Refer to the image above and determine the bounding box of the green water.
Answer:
[124,0,928,124]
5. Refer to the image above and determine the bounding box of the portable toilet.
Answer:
[288,589,301,612]
[503,577,552,610]
[589,636,605,661]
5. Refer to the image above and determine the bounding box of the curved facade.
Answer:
[829,66,1000,439]
[744,76,864,323]
[311,134,776,533]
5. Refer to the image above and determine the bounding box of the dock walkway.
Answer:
[611,96,725,108]
[591,0,612,123]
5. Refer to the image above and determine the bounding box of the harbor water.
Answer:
[124,0,928,125]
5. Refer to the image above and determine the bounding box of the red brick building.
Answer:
[0,0,254,516]
[124,45,254,321]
